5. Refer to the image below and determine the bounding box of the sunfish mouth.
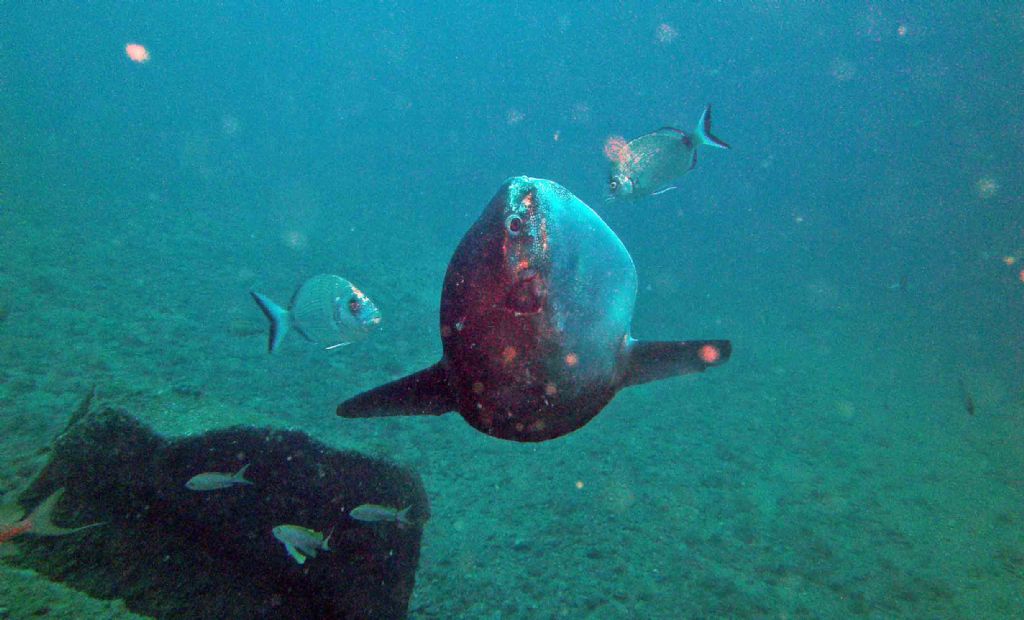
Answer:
[506,268,546,314]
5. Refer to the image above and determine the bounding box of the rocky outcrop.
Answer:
[9,400,429,619]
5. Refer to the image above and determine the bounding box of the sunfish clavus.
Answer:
[337,176,730,442]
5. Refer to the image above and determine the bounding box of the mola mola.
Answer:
[337,176,730,442]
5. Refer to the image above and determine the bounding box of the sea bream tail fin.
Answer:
[620,339,731,388]
[695,104,731,150]
[250,291,290,354]
[337,362,456,418]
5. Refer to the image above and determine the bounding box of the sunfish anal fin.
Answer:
[620,340,731,388]
[336,363,455,418]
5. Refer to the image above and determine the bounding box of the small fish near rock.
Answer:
[606,104,730,201]
[350,504,413,528]
[337,176,731,442]
[272,524,331,564]
[185,464,253,491]
[251,274,382,353]
[10,401,430,620]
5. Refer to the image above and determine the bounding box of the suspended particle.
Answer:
[976,176,999,199]
[655,23,679,45]
[125,43,150,63]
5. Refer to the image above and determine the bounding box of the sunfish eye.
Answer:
[505,214,524,235]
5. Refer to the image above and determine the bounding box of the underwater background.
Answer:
[2,2,1022,618]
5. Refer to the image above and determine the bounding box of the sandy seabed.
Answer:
[1,194,1021,619]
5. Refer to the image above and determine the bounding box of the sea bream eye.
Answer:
[505,214,524,235]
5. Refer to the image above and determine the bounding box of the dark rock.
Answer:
[11,404,430,619]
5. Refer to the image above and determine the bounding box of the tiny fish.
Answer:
[272,524,332,565]
[349,504,413,527]
[251,274,382,353]
[607,104,730,201]
[185,464,253,491]
[885,275,909,292]
[958,377,976,416]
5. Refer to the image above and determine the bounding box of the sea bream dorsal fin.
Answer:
[653,126,693,147]
[620,339,731,388]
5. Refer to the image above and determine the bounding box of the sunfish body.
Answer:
[337,176,730,442]
[608,105,730,200]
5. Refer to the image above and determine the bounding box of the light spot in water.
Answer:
[655,23,679,45]
[221,115,240,136]
[471,381,484,394]
[575,480,584,490]
[125,43,150,63]
[835,400,857,420]
[976,176,999,199]
[501,346,517,364]
[506,109,525,125]
[830,57,857,82]
[570,102,590,124]
[282,230,307,250]
[564,352,578,367]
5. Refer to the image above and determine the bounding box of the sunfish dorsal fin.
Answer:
[620,340,731,388]
[337,363,455,418]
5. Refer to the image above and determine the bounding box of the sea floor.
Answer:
[1,192,1022,619]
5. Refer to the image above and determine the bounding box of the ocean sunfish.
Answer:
[607,104,730,201]
[337,176,730,442]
